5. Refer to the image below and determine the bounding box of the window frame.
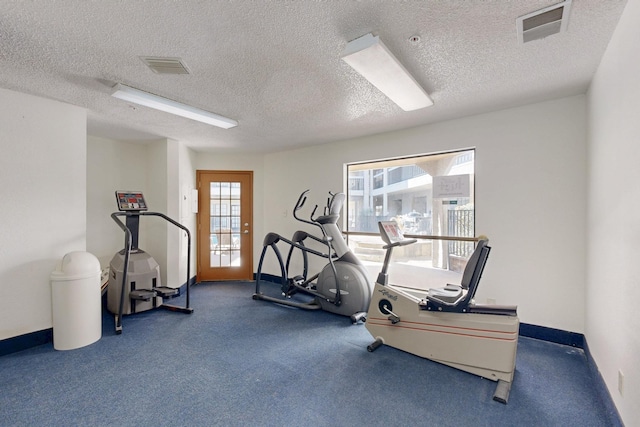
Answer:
[344,148,477,244]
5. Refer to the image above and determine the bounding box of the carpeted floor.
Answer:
[0,281,620,426]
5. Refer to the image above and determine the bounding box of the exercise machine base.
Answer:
[114,304,194,334]
[366,283,518,403]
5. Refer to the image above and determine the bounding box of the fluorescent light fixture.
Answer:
[341,33,433,111]
[111,83,238,129]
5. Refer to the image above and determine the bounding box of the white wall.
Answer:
[263,95,588,333]
[144,141,169,284]
[86,136,150,266]
[0,88,87,340]
[586,0,639,425]
[177,143,198,285]
[86,137,195,288]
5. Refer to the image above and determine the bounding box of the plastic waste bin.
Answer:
[50,251,102,350]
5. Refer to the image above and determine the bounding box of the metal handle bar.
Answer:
[110,211,192,333]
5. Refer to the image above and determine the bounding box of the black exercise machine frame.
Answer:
[110,211,193,334]
[254,229,342,308]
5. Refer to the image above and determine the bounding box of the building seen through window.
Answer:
[346,149,475,286]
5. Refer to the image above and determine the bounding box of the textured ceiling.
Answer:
[0,1,627,153]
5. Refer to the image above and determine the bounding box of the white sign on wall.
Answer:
[191,189,199,213]
[432,174,470,199]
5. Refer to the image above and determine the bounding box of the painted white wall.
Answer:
[263,95,587,333]
[86,137,191,289]
[586,0,639,425]
[144,140,169,284]
[0,88,87,340]
[163,139,197,288]
[164,139,180,287]
[86,136,150,266]
[177,143,198,285]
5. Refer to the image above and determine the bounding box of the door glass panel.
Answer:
[210,181,242,268]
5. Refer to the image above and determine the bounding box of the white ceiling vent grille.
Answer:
[139,57,191,74]
[517,0,572,44]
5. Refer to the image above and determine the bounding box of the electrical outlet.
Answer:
[618,370,624,396]
[487,298,496,305]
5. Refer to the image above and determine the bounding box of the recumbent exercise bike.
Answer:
[366,221,519,403]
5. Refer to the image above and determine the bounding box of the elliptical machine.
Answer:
[253,190,373,323]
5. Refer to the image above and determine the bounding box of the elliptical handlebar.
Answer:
[294,190,308,212]
[293,190,315,226]
[293,189,332,233]
[310,205,320,223]
[324,191,336,216]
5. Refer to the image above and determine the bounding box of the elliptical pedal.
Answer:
[129,289,157,301]
[154,286,179,299]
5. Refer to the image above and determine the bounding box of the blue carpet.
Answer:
[0,282,618,426]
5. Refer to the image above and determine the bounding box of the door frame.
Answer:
[196,170,253,282]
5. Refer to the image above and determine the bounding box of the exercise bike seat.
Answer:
[424,239,490,312]
[427,284,464,306]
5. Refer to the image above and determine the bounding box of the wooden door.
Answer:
[197,171,253,281]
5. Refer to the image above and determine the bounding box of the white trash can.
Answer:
[51,251,102,350]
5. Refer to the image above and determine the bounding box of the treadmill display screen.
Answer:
[115,191,148,211]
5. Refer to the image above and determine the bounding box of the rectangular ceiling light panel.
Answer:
[111,84,238,129]
[341,33,433,111]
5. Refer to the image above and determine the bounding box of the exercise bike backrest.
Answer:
[459,239,490,301]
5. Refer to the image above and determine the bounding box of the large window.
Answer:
[346,149,475,288]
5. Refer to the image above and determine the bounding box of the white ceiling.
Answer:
[0,1,627,153]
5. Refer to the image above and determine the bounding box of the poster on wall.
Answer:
[432,174,470,199]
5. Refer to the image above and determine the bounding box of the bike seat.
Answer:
[427,284,465,306]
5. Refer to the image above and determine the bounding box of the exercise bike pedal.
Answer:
[367,338,384,352]
[388,314,401,324]
[350,311,367,324]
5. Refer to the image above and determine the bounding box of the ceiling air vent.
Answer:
[139,56,191,74]
[517,0,572,43]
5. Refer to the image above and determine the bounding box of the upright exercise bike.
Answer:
[366,221,519,403]
[253,190,373,323]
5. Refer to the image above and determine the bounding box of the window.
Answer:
[346,149,475,287]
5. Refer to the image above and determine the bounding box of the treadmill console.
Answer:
[115,191,148,211]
